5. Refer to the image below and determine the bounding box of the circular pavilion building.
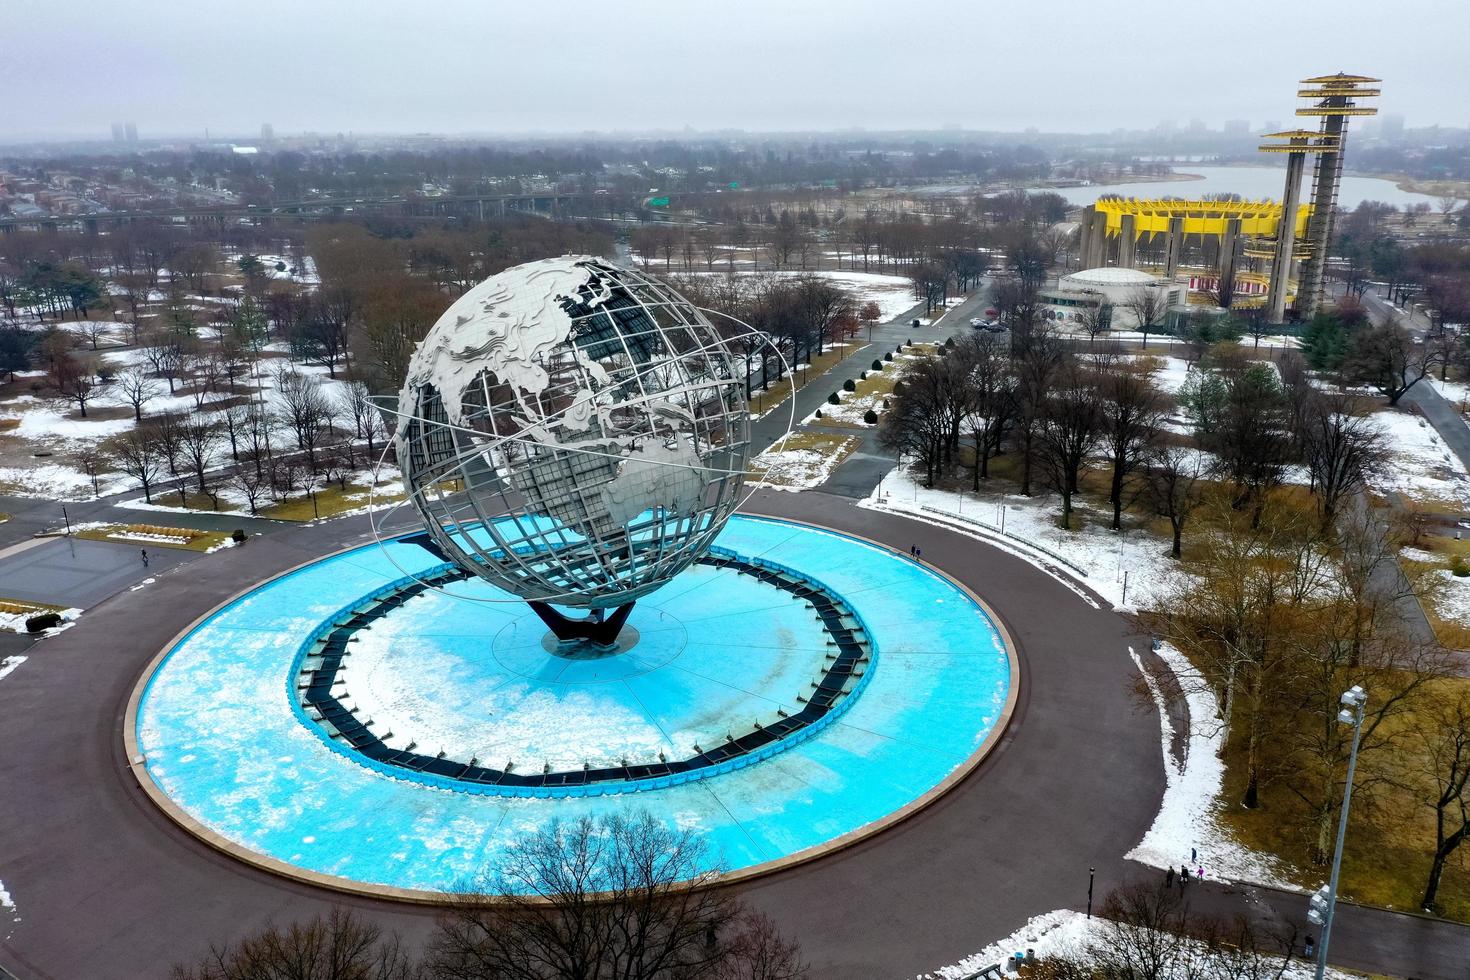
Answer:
[1040,266,1186,330]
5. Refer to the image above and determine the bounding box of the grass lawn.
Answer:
[74,523,234,552]
[0,596,67,616]
[148,489,241,513]
[748,431,859,489]
[258,482,405,522]
[1216,674,1470,921]
[1400,532,1470,649]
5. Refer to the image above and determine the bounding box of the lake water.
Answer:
[1047,166,1452,209]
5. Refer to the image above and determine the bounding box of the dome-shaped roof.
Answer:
[1061,267,1160,287]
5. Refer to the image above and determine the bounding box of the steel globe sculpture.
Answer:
[394,255,749,644]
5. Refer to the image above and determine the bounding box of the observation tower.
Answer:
[1281,73,1380,320]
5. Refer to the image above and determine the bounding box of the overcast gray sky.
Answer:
[4,0,1468,141]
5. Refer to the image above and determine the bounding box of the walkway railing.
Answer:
[917,505,1090,578]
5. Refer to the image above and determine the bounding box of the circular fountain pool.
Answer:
[129,516,1016,898]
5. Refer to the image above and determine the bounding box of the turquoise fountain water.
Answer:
[135,516,1013,894]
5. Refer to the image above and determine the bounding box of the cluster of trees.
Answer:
[880,325,1395,549]
[1333,222,1470,313]
[675,274,865,397]
[1301,302,1452,402]
[106,365,387,512]
[631,203,1069,285]
[879,314,1470,911]
[173,812,806,980]
[1147,495,1469,912]
[1033,879,1304,980]
[0,213,617,393]
[5,137,1060,218]
[306,220,611,389]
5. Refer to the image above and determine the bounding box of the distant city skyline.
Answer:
[2,0,1467,142]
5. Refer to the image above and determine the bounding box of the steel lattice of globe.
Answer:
[394,256,750,625]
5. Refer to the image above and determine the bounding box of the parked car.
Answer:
[983,321,1007,333]
[969,317,986,328]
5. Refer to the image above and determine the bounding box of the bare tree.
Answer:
[1299,391,1388,527]
[1143,444,1207,560]
[955,332,1017,488]
[69,317,109,351]
[1012,322,1066,496]
[342,379,388,461]
[112,366,163,422]
[1043,879,1297,980]
[1075,302,1111,346]
[177,417,223,506]
[1124,288,1167,350]
[171,906,422,980]
[274,365,332,472]
[1036,358,1104,530]
[1408,687,1470,913]
[1097,358,1164,530]
[878,355,960,487]
[427,811,806,980]
[110,428,164,503]
[228,459,270,515]
[52,351,99,418]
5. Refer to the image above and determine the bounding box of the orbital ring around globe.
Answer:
[128,257,1018,899]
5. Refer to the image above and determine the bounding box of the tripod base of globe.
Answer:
[528,599,637,651]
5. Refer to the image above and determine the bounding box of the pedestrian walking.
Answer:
[916,547,922,559]
[1165,866,1175,888]
[1191,846,1197,864]
[909,544,916,555]
[1180,865,1190,887]
[1304,935,1315,958]
[140,548,149,568]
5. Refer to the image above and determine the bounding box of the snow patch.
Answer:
[1127,642,1295,888]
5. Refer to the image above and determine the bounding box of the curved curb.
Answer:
[123,515,1022,906]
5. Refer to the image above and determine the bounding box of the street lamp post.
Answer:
[1087,867,1096,919]
[1306,684,1368,980]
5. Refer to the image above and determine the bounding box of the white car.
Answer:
[969,317,985,327]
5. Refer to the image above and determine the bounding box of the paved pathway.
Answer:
[0,536,190,607]
[1403,381,1470,474]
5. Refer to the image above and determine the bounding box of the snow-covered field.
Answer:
[0,348,360,500]
[685,269,918,322]
[862,467,1182,611]
[749,435,859,491]
[1366,407,1470,506]
[1128,642,1293,887]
